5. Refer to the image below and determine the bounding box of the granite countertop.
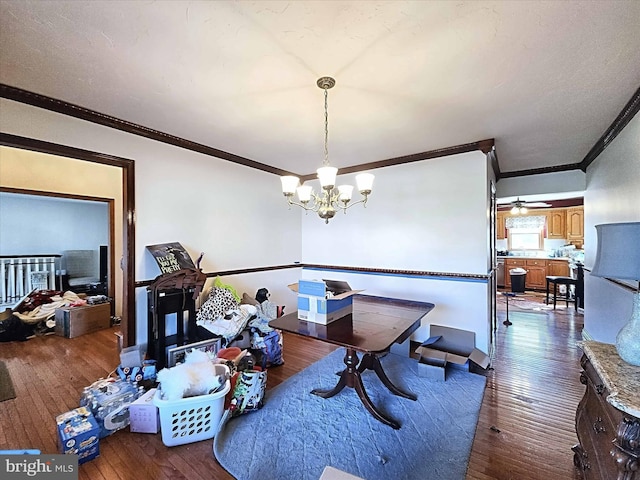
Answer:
[578,340,640,418]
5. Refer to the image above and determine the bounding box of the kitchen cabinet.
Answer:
[566,206,584,244]
[573,341,639,480]
[502,258,570,291]
[525,259,547,289]
[498,206,582,242]
[548,259,570,277]
[546,209,565,238]
[496,211,506,240]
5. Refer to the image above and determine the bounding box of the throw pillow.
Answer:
[196,286,239,323]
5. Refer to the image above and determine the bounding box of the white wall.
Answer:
[302,152,490,274]
[295,268,491,351]
[1,98,302,343]
[583,113,640,343]
[299,152,492,351]
[497,170,586,198]
[0,192,108,256]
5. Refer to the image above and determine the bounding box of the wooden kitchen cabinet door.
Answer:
[525,259,547,289]
[566,207,584,240]
[496,212,506,240]
[548,260,570,277]
[547,209,566,238]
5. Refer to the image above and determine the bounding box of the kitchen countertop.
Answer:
[498,255,571,260]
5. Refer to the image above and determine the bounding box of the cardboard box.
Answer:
[56,407,100,464]
[129,388,160,434]
[55,302,111,338]
[414,325,490,381]
[288,280,363,325]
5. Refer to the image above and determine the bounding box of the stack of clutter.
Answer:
[55,345,153,464]
[55,338,273,462]
[153,346,268,447]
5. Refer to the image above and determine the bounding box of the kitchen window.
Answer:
[505,215,546,250]
[508,228,544,250]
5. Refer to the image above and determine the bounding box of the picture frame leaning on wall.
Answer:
[167,338,222,367]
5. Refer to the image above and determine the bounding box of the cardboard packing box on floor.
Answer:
[56,406,100,464]
[414,325,490,381]
[55,302,111,338]
[288,279,362,325]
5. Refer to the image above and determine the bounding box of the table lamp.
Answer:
[591,222,640,366]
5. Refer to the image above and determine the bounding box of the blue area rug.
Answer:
[214,349,486,480]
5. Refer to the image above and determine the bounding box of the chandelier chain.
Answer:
[323,87,329,166]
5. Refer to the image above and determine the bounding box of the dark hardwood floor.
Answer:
[0,291,585,479]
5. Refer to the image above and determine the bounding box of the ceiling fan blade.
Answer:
[523,202,551,207]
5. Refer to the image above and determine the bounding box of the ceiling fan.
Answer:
[498,197,551,214]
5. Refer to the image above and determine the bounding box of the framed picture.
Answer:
[167,338,222,367]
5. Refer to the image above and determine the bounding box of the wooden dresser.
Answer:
[573,341,640,479]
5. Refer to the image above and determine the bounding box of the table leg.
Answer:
[546,280,550,305]
[358,354,417,400]
[352,372,401,430]
[311,348,402,429]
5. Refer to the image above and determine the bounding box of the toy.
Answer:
[156,349,227,400]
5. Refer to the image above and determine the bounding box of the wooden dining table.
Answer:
[269,294,435,429]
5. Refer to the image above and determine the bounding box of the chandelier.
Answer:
[280,77,374,224]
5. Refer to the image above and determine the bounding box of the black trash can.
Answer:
[510,268,527,293]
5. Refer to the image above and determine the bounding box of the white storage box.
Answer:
[153,365,230,447]
[129,388,160,434]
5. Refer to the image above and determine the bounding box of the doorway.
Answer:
[0,134,136,346]
[0,189,114,307]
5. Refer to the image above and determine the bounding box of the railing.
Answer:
[0,255,61,307]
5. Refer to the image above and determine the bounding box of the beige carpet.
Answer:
[0,361,16,402]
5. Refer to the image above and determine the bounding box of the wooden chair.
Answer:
[545,276,577,310]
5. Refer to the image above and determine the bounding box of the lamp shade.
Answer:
[355,173,374,193]
[591,222,640,281]
[281,176,300,195]
[317,166,338,189]
[296,185,313,202]
[337,185,353,202]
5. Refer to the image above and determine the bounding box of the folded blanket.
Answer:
[196,304,257,343]
[14,291,84,324]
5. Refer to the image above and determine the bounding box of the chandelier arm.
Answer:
[286,196,320,212]
[335,196,370,212]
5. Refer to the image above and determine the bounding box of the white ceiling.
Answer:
[1,1,639,177]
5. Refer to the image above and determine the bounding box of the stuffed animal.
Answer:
[156,349,227,400]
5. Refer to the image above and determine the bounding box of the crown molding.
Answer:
[299,139,495,182]
[0,83,292,177]
[580,85,640,171]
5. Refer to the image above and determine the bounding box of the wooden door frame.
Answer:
[0,133,136,346]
